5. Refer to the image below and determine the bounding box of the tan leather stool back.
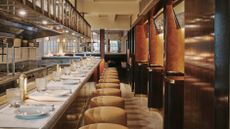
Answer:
[99,79,120,83]
[96,83,120,89]
[93,88,121,97]
[90,96,125,108]
[100,75,119,79]
[79,123,128,129]
[84,106,127,126]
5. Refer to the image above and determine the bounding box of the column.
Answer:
[165,4,184,73]
[164,2,184,129]
[134,22,149,95]
[100,29,105,59]
[215,0,230,129]
[107,39,110,53]
[148,17,164,109]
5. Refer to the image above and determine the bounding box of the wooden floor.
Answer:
[121,83,163,129]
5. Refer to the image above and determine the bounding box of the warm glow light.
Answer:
[18,10,26,16]
[42,20,48,25]
[191,56,204,60]
[74,40,76,42]
[93,32,97,35]
[65,30,69,33]
[57,38,60,42]
[185,24,201,29]
[45,37,50,41]
[72,33,75,35]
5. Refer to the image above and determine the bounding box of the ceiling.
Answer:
[77,0,141,31]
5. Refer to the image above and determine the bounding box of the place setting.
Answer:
[28,77,72,102]
[0,88,54,121]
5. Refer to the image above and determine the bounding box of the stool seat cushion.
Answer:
[90,96,124,108]
[79,123,128,129]
[93,88,121,97]
[100,75,119,79]
[99,79,120,83]
[96,83,120,89]
[84,106,127,126]
[103,72,118,76]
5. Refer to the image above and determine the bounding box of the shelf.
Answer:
[0,46,38,48]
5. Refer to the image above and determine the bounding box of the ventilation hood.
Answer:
[0,12,60,40]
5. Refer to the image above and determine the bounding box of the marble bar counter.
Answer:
[0,58,101,129]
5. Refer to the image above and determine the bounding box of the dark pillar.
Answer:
[100,29,105,59]
[164,75,184,129]
[148,66,163,109]
[108,39,110,53]
[215,1,230,129]
[134,63,148,95]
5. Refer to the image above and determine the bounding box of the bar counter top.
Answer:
[0,58,101,129]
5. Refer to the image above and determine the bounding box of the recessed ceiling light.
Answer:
[65,30,69,33]
[45,37,50,41]
[42,20,48,25]
[18,10,26,16]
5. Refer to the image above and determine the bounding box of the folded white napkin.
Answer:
[28,91,68,102]
[61,75,83,80]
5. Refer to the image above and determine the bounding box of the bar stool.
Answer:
[96,83,120,89]
[84,106,127,126]
[93,88,121,97]
[79,123,128,129]
[104,68,117,71]
[106,67,117,70]
[100,75,119,79]
[90,96,125,108]
[99,78,120,83]
[103,71,118,74]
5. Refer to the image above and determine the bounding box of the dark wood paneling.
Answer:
[184,0,215,129]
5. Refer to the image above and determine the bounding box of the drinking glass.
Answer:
[6,88,21,107]
[35,77,47,92]
[64,67,71,75]
[52,71,61,81]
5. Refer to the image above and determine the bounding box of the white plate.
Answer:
[61,75,80,80]
[45,90,70,97]
[16,106,50,119]
[62,79,80,85]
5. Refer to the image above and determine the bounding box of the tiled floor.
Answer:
[121,83,163,129]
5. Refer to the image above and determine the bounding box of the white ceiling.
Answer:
[77,0,141,31]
